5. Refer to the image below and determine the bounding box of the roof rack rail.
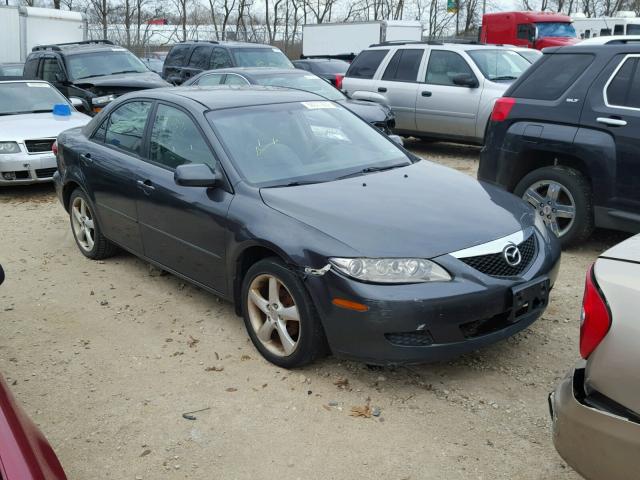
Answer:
[183,39,219,44]
[32,40,115,52]
[368,40,431,47]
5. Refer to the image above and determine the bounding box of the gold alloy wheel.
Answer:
[247,273,301,357]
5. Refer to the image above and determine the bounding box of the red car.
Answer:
[0,264,67,480]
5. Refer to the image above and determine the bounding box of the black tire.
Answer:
[241,257,326,368]
[68,188,118,260]
[514,166,594,247]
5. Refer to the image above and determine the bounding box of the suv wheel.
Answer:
[69,189,118,259]
[515,166,594,247]
[241,257,326,368]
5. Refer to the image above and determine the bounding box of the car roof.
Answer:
[128,85,322,110]
[294,58,348,63]
[542,43,640,54]
[174,41,276,49]
[366,42,524,52]
[206,67,305,76]
[578,35,640,45]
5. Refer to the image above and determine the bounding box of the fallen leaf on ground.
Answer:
[240,354,251,361]
[350,405,373,418]
[205,366,224,372]
[334,377,349,387]
[226,387,238,392]
[187,336,199,348]
[140,449,151,457]
[322,405,331,411]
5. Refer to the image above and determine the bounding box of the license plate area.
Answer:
[510,277,549,322]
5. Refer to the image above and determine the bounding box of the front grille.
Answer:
[459,234,537,277]
[385,330,434,347]
[25,138,55,153]
[36,167,57,178]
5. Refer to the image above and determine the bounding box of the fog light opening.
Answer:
[2,172,16,181]
[332,298,369,312]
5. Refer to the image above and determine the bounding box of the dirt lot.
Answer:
[0,141,630,480]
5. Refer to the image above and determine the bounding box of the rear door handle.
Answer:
[421,91,432,97]
[597,117,627,127]
[137,179,156,194]
[80,153,92,162]
[378,87,387,93]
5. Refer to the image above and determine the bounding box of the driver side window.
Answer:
[41,58,64,83]
[425,51,474,87]
[149,104,217,170]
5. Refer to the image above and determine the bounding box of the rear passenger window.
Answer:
[165,45,191,66]
[382,49,423,82]
[224,74,248,85]
[614,24,624,35]
[188,46,211,69]
[510,53,594,100]
[149,105,217,169]
[425,51,474,86]
[346,50,389,79]
[210,48,232,69]
[105,101,152,155]
[606,57,640,108]
[197,73,224,86]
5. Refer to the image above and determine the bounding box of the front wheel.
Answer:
[241,258,326,368]
[514,166,594,247]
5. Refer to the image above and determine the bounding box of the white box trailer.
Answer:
[302,20,423,60]
[0,6,87,63]
[572,11,640,39]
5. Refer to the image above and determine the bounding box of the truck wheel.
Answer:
[514,166,594,247]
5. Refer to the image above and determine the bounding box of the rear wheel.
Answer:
[241,257,326,368]
[514,166,594,247]
[69,189,117,259]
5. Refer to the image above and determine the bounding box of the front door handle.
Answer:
[80,153,92,163]
[378,87,387,93]
[421,91,432,97]
[137,179,156,194]
[597,117,627,127]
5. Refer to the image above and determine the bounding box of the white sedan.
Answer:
[0,80,90,185]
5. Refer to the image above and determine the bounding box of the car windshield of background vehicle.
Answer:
[230,48,293,68]
[627,24,640,35]
[0,82,69,115]
[253,73,344,101]
[536,22,577,38]
[467,49,531,81]
[67,51,149,80]
[312,61,349,74]
[207,101,410,186]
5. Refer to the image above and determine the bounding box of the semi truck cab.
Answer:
[481,11,579,50]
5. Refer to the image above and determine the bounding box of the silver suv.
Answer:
[342,42,533,145]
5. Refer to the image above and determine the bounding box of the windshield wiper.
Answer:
[264,179,327,188]
[334,163,408,181]
[490,75,518,81]
[110,70,144,75]
[75,74,108,80]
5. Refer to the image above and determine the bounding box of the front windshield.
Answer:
[467,50,531,81]
[207,101,410,186]
[231,48,293,68]
[67,50,149,80]
[0,82,69,115]
[536,22,577,38]
[627,24,640,35]
[253,73,344,101]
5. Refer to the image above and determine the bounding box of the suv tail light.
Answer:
[335,74,344,90]
[490,97,515,122]
[579,263,611,359]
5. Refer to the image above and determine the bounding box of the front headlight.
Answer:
[0,142,20,154]
[329,258,452,284]
[92,94,116,106]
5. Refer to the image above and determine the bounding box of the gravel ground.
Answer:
[0,140,631,480]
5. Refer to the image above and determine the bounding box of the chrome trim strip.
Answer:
[450,228,531,259]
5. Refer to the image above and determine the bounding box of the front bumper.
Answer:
[305,229,561,365]
[0,152,57,185]
[550,367,640,480]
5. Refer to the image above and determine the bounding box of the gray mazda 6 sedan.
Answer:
[52,86,561,368]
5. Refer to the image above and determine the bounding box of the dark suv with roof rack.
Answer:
[480,44,640,246]
[162,40,293,85]
[23,40,169,115]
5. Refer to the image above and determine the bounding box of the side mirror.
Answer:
[174,163,221,188]
[349,90,389,105]
[452,73,479,88]
[69,97,87,112]
[54,73,67,84]
[388,134,403,146]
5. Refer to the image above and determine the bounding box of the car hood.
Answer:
[260,161,534,258]
[73,71,170,89]
[0,112,90,141]
[337,99,392,124]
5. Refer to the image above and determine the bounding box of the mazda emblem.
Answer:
[503,244,522,267]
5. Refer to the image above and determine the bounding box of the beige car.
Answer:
[550,233,640,479]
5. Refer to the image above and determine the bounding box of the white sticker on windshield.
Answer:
[301,101,336,110]
[26,82,50,88]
